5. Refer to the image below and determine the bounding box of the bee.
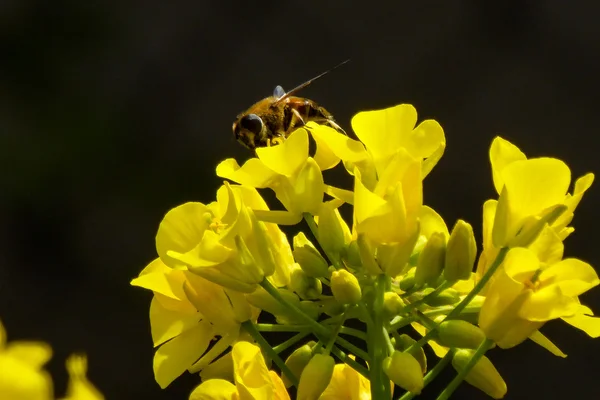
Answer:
[232,60,349,150]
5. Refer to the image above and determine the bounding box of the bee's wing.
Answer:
[273,85,286,100]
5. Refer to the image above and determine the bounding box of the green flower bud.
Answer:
[231,235,265,285]
[452,349,507,399]
[437,320,486,349]
[289,266,323,300]
[383,351,424,394]
[297,353,335,400]
[399,267,416,291]
[444,220,477,281]
[317,202,348,263]
[293,232,329,278]
[423,288,461,307]
[330,269,362,305]
[345,240,362,269]
[320,296,345,317]
[394,334,427,374]
[282,342,316,388]
[414,232,447,287]
[245,287,299,316]
[409,235,429,266]
[382,291,405,319]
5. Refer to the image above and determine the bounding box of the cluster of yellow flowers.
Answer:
[0,319,103,400]
[131,104,598,399]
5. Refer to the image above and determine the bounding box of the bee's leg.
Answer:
[283,108,307,137]
[308,117,347,136]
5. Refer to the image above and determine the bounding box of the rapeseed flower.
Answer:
[188,341,289,400]
[131,258,258,388]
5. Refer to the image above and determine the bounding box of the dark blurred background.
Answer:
[1,1,599,399]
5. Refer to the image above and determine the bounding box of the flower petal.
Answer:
[562,311,600,338]
[3,342,52,369]
[256,128,309,177]
[0,353,53,400]
[351,104,417,160]
[419,206,449,239]
[156,202,211,268]
[217,158,279,188]
[308,122,367,167]
[528,330,567,358]
[489,136,527,194]
[189,379,237,400]
[232,341,274,399]
[150,296,202,347]
[539,258,600,297]
[153,320,215,388]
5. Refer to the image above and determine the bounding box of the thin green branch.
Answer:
[330,345,369,379]
[255,323,309,332]
[273,331,311,354]
[242,320,299,388]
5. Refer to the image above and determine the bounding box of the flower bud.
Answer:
[423,288,460,307]
[444,220,477,281]
[293,157,325,215]
[409,235,428,266]
[330,269,362,305]
[320,296,345,317]
[317,202,348,263]
[282,342,316,388]
[437,320,486,349]
[297,353,335,400]
[394,334,427,374]
[383,351,424,394]
[382,291,405,319]
[344,240,362,269]
[289,266,323,300]
[293,232,329,278]
[399,267,416,291]
[414,232,446,287]
[452,349,507,399]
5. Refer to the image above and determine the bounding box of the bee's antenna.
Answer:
[273,59,350,104]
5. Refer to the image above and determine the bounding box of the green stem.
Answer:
[436,339,494,400]
[339,326,368,340]
[383,326,395,355]
[242,320,299,388]
[399,349,455,400]
[401,280,454,314]
[447,247,508,318]
[336,336,371,362]
[260,278,330,338]
[405,247,508,355]
[255,323,308,332]
[369,274,392,400]
[330,345,370,379]
[389,316,417,332]
[273,331,310,354]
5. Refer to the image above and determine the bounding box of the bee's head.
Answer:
[233,113,264,150]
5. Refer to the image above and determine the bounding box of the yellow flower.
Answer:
[478,247,600,348]
[309,104,445,181]
[156,183,294,291]
[61,355,104,400]
[319,362,370,400]
[0,319,53,400]
[489,136,594,247]
[188,341,290,400]
[476,137,593,279]
[0,320,102,400]
[130,258,258,388]
[217,129,324,224]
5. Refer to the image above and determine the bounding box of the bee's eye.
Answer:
[239,114,264,135]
